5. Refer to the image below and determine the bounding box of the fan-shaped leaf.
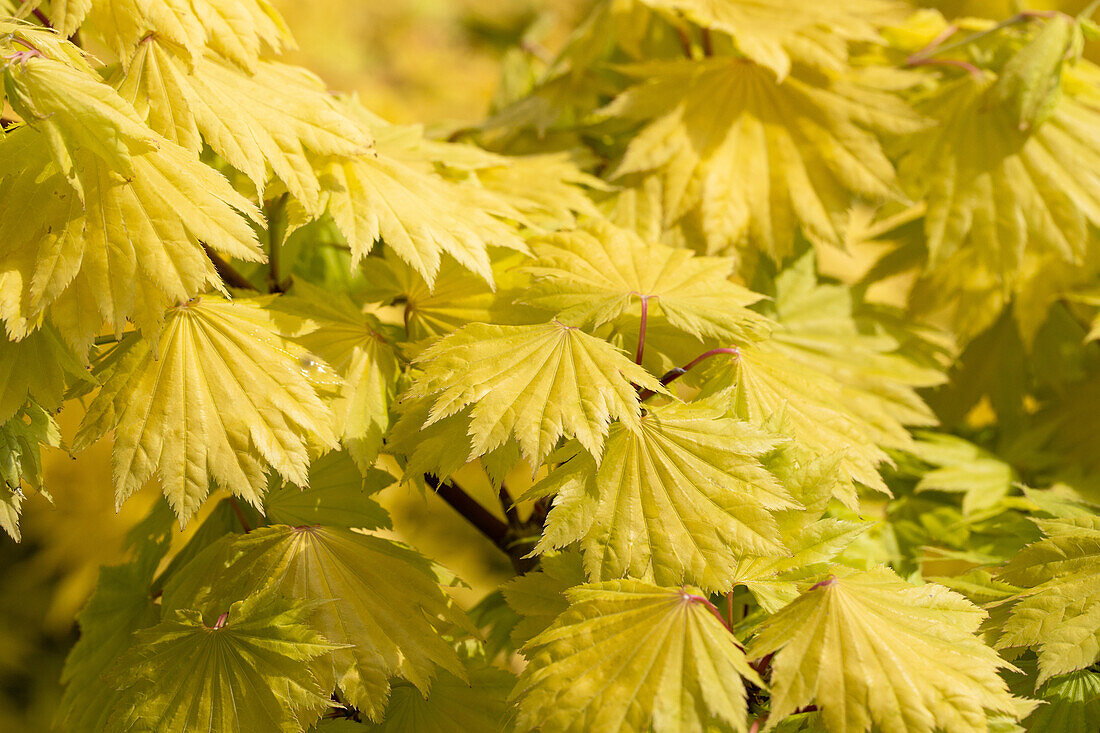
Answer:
[994,515,1100,684]
[639,0,905,79]
[75,296,338,524]
[512,580,762,733]
[529,401,796,591]
[120,40,369,214]
[110,591,337,733]
[525,220,769,342]
[163,526,473,722]
[605,58,922,258]
[409,321,665,465]
[747,567,1029,733]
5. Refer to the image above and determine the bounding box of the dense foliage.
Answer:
[1,0,1100,730]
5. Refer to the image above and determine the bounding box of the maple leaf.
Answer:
[408,321,665,465]
[512,580,763,733]
[1,52,158,199]
[161,526,473,722]
[993,515,1100,684]
[503,551,587,647]
[360,251,532,343]
[273,278,401,471]
[604,57,922,258]
[46,0,92,38]
[87,0,294,70]
[75,296,339,524]
[58,533,168,732]
[1023,669,1100,733]
[109,590,338,733]
[638,0,906,79]
[762,252,945,449]
[698,343,890,500]
[0,324,87,424]
[319,147,524,287]
[361,657,514,733]
[524,220,770,343]
[747,567,1029,733]
[895,60,1100,276]
[0,402,60,541]
[120,39,370,214]
[909,432,1017,516]
[0,128,264,347]
[529,401,797,592]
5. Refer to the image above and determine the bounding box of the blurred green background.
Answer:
[2,0,1092,730]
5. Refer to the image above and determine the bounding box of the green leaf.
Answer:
[747,567,1030,733]
[163,526,473,722]
[75,296,338,524]
[0,324,88,424]
[764,252,944,449]
[58,533,169,732]
[408,321,665,465]
[362,660,514,733]
[524,220,769,342]
[1023,669,1100,733]
[512,580,762,733]
[109,590,338,733]
[910,432,1017,515]
[502,550,586,647]
[529,401,796,592]
[698,342,890,499]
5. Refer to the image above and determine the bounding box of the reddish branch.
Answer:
[638,347,740,400]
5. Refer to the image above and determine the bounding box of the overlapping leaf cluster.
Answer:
[0,0,1098,731]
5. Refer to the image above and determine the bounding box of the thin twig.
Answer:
[683,590,746,652]
[700,28,714,57]
[637,347,740,401]
[228,497,252,533]
[635,295,650,365]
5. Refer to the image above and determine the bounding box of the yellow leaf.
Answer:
[409,321,666,465]
[639,0,906,79]
[605,58,923,258]
[513,580,763,733]
[525,220,770,342]
[0,128,263,348]
[274,279,401,471]
[75,296,338,524]
[530,401,796,592]
[120,39,370,214]
[748,567,1030,733]
[2,54,157,199]
[88,0,294,70]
